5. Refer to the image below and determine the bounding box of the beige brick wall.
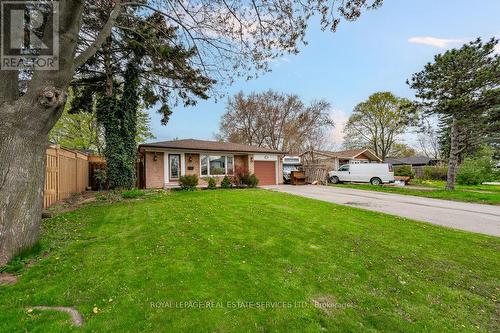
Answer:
[145,152,164,188]
[185,153,200,176]
[248,155,254,174]
[277,156,284,184]
[234,155,248,174]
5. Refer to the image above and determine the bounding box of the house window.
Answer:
[209,156,226,175]
[227,156,234,175]
[200,155,234,176]
[201,155,208,176]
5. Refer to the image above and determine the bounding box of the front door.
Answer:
[169,154,181,180]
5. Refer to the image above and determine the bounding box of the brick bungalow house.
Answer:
[138,139,285,188]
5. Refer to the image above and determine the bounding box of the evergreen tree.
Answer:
[409,38,500,190]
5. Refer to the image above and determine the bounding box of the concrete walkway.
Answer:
[263,185,500,237]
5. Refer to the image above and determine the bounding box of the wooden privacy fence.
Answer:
[44,145,89,208]
[412,166,425,178]
[303,164,329,185]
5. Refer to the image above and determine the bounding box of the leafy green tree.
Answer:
[50,107,104,154]
[136,112,156,144]
[408,38,500,190]
[457,146,496,185]
[343,92,415,160]
[50,98,155,155]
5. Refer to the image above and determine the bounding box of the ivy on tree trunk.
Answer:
[98,62,140,189]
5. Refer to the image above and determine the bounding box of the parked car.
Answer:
[282,156,302,183]
[328,163,394,185]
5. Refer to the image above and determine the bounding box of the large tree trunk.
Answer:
[0,91,68,266]
[0,0,103,265]
[446,117,459,191]
[0,126,48,265]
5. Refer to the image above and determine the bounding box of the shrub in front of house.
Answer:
[179,175,198,190]
[247,174,259,188]
[122,188,145,199]
[221,176,232,189]
[393,165,415,178]
[239,173,259,188]
[457,156,495,185]
[231,168,259,188]
[422,166,448,181]
[207,177,217,189]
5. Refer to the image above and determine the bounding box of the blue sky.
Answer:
[147,0,500,147]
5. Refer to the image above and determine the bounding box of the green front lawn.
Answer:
[330,181,500,205]
[1,190,499,332]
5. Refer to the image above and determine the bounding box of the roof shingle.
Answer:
[385,156,437,166]
[139,139,284,154]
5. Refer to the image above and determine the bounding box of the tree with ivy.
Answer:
[96,61,141,188]
[408,38,500,190]
[71,10,214,188]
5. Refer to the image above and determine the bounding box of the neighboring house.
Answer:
[384,156,440,167]
[299,148,382,171]
[138,139,285,188]
[384,156,442,178]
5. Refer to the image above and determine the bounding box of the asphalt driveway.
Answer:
[263,185,500,237]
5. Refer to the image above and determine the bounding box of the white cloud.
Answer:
[329,109,350,146]
[494,44,500,54]
[408,36,464,48]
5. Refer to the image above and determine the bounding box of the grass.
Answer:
[330,180,500,205]
[1,189,499,332]
[121,188,146,199]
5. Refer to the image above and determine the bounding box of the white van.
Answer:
[328,163,394,185]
